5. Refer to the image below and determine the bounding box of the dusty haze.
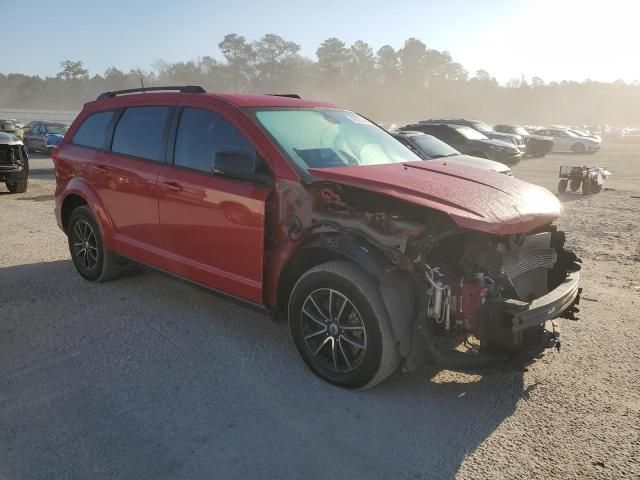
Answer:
[1,34,639,126]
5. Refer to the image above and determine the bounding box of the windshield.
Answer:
[470,121,493,133]
[253,109,421,172]
[455,125,488,140]
[411,135,459,158]
[46,124,68,135]
[514,126,530,136]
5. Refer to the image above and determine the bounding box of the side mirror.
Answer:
[212,151,272,186]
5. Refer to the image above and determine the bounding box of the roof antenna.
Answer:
[140,77,146,93]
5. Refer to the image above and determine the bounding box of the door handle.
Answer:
[94,165,109,174]
[162,181,183,192]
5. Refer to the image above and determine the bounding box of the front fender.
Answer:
[60,177,116,250]
[281,234,418,357]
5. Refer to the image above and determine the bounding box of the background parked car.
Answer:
[21,120,40,135]
[391,130,512,175]
[568,128,602,143]
[0,119,23,140]
[399,123,522,165]
[23,121,68,152]
[534,127,601,153]
[420,118,526,152]
[494,124,553,157]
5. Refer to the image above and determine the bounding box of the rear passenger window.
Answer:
[72,111,114,149]
[112,106,170,161]
[174,108,255,173]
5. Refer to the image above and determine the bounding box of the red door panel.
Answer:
[158,167,269,302]
[92,151,165,267]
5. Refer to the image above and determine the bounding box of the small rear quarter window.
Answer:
[72,111,115,149]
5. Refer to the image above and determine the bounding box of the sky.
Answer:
[2,0,638,83]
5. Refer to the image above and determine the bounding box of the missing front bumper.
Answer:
[484,271,581,349]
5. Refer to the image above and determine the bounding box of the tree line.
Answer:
[1,33,639,126]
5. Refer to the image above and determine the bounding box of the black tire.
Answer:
[582,181,591,195]
[569,179,581,192]
[590,183,602,194]
[558,179,568,194]
[67,205,121,282]
[288,260,400,389]
[5,180,28,193]
[571,143,586,154]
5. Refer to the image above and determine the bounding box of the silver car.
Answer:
[534,128,601,154]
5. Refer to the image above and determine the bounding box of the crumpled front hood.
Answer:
[308,161,561,235]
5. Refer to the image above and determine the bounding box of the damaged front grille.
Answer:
[0,144,23,166]
[498,232,557,300]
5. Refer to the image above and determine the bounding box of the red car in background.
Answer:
[54,86,582,389]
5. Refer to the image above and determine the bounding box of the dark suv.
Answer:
[400,123,522,165]
[0,132,29,193]
[421,119,526,151]
[54,86,581,389]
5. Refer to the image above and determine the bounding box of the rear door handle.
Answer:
[94,165,109,174]
[162,181,183,192]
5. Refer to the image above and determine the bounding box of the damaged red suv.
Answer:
[54,86,582,388]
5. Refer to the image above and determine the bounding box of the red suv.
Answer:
[54,86,582,388]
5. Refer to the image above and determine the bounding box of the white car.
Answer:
[534,128,601,154]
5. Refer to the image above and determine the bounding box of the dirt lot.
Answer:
[1,147,639,479]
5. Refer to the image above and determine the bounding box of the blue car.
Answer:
[23,121,68,153]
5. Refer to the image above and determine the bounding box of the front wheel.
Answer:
[67,206,121,282]
[6,180,28,193]
[288,261,400,389]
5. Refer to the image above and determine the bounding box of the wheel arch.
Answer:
[276,234,418,357]
[60,178,116,249]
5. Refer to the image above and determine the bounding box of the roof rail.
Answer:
[97,85,206,100]
[267,94,301,99]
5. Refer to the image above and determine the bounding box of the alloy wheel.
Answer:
[71,219,99,271]
[300,288,368,373]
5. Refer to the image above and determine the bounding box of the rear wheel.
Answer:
[590,182,602,194]
[5,180,28,193]
[558,179,568,193]
[67,206,121,282]
[572,143,586,154]
[288,260,400,389]
[582,181,592,195]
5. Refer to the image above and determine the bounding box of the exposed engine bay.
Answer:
[281,180,584,370]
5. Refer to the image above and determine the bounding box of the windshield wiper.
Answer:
[430,153,458,159]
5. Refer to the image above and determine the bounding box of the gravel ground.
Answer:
[0,148,638,479]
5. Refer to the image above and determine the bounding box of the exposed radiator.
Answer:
[498,232,557,300]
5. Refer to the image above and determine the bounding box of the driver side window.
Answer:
[174,107,258,174]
